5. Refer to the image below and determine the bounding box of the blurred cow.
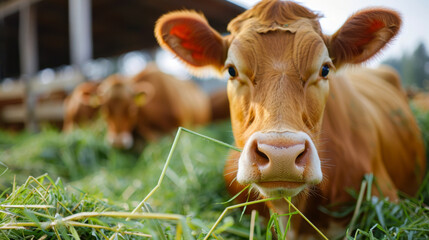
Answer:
[98,65,211,149]
[406,88,429,112]
[209,87,230,121]
[411,92,429,112]
[63,82,100,131]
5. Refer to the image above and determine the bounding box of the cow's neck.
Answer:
[318,72,373,203]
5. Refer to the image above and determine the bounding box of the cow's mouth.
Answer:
[258,181,305,189]
[255,181,307,197]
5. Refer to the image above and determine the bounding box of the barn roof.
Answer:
[0,0,244,79]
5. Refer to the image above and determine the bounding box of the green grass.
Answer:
[0,112,428,239]
[0,121,264,239]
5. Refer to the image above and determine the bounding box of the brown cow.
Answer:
[155,0,426,238]
[63,82,100,132]
[208,87,230,121]
[98,65,211,149]
[412,93,429,111]
[408,91,429,112]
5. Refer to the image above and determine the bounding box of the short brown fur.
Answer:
[155,0,425,238]
[63,82,100,132]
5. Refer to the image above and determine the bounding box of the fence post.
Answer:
[69,0,92,72]
[19,2,38,132]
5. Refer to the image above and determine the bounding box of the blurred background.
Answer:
[0,0,244,131]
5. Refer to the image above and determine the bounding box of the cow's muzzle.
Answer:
[107,131,133,149]
[237,131,322,197]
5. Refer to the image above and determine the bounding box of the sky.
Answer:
[228,0,429,66]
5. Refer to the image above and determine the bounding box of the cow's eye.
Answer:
[227,66,238,79]
[320,64,330,78]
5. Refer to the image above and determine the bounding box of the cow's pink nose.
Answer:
[251,140,308,181]
[241,132,315,183]
[255,142,307,168]
[237,131,322,195]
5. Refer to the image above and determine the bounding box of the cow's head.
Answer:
[73,82,100,108]
[98,74,155,149]
[155,0,400,197]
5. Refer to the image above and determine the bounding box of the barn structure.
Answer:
[0,0,244,131]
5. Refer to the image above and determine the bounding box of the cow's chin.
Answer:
[254,182,308,198]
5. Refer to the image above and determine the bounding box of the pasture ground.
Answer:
[0,107,428,239]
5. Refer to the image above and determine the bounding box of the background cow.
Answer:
[98,65,211,149]
[63,82,100,132]
[407,88,429,112]
[208,87,230,122]
[411,92,429,111]
[155,0,426,238]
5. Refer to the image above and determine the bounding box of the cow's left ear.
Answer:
[155,10,228,72]
[133,82,155,107]
[327,8,401,66]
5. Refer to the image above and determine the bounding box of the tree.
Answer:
[383,42,429,90]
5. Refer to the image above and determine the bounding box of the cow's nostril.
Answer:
[295,144,308,167]
[255,146,270,164]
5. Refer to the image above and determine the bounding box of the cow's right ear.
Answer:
[155,11,228,72]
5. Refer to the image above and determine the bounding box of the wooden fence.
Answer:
[0,73,84,130]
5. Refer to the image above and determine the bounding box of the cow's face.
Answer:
[102,95,138,149]
[225,22,331,196]
[98,75,154,149]
[98,76,138,149]
[155,0,400,198]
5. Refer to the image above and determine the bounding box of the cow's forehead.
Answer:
[228,24,328,81]
[225,0,325,75]
[227,0,322,35]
